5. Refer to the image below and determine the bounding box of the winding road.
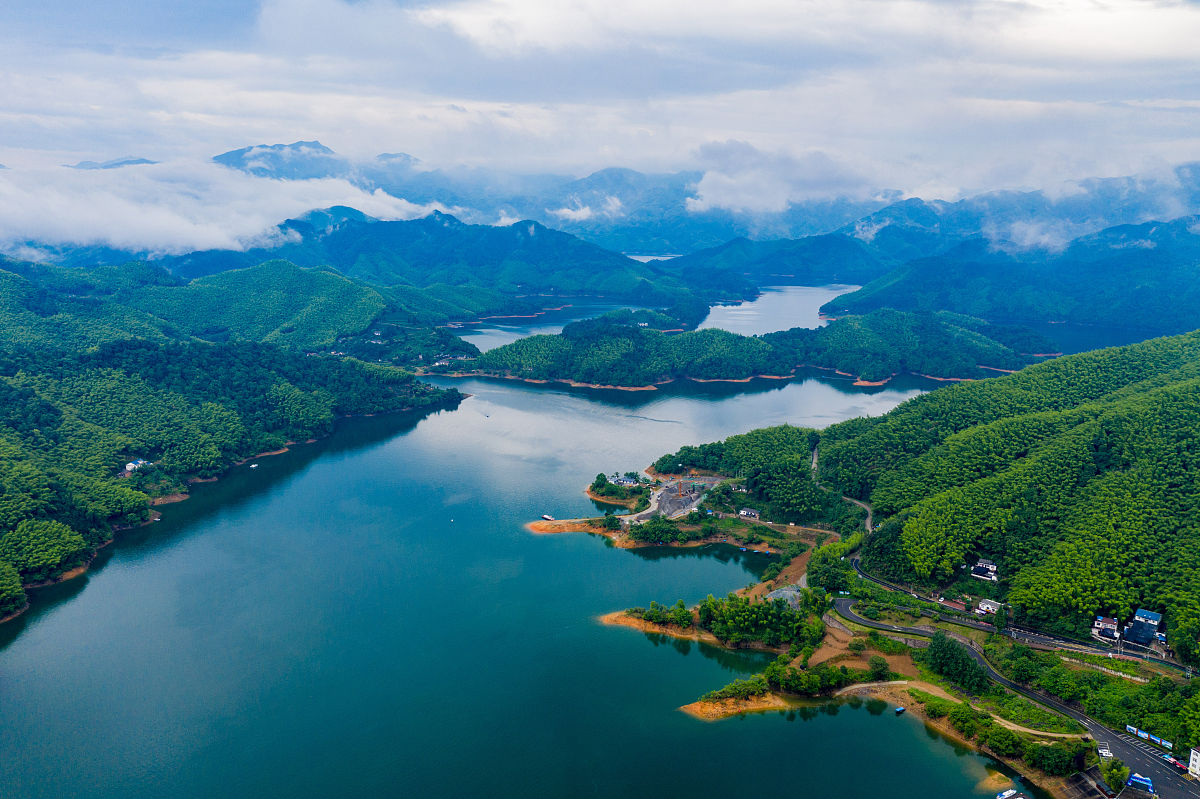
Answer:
[834,598,1199,798]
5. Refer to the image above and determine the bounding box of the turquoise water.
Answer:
[0,369,1048,798]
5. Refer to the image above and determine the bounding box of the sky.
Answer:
[2,0,1200,251]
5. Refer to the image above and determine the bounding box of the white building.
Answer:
[976,599,1004,615]
[970,559,999,582]
[1190,748,1200,779]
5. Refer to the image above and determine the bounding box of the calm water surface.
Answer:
[0,309,1050,798]
[458,302,637,352]
[462,284,862,353]
[699,285,858,336]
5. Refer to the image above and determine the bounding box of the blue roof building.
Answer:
[1124,608,1165,647]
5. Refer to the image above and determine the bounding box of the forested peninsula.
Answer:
[657,330,1200,660]
[631,331,1200,775]
[452,306,1056,387]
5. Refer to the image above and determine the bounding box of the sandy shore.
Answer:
[526,518,779,554]
[527,519,613,536]
[680,692,793,720]
[598,611,790,662]
[23,563,89,589]
[599,611,727,646]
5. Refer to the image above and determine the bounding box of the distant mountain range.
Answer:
[207,141,1200,256]
[66,157,158,170]
[209,141,894,253]
[11,140,1200,341]
[821,217,1200,333]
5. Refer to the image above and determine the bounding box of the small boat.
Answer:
[996,790,1030,799]
[895,707,906,715]
[541,514,555,521]
[249,464,259,469]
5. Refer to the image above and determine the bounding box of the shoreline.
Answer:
[584,486,642,508]
[5,510,167,621]
[0,402,453,627]
[598,611,785,655]
[525,518,779,554]
[837,682,1075,799]
[440,361,1028,391]
[680,692,793,720]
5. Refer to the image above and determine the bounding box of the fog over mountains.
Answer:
[7,139,1200,267]
[205,141,1200,256]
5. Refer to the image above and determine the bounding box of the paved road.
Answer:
[834,598,1199,798]
[814,443,1180,672]
[629,480,706,522]
[848,557,1185,672]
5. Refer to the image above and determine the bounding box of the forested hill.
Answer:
[0,254,482,620]
[0,340,461,620]
[149,210,750,304]
[458,307,1054,386]
[0,259,486,365]
[816,330,1200,655]
[650,330,1200,662]
[657,233,890,287]
[820,217,1200,333]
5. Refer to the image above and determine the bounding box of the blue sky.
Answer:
[1,0,1199,250]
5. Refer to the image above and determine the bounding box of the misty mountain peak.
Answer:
[66,157,157,170]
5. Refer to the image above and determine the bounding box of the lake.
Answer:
[459,285,857,353]
[458,302,637,352]
[0,292,1055,799]
[699,285,857,336]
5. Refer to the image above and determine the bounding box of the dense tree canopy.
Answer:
[467,308,1052,386]
[0,338,460,604]
[819,331,1200,648]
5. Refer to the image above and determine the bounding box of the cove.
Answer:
[0,371,1046,798]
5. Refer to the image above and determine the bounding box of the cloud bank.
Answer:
[1,0,1199,249]
[0,161,437,256]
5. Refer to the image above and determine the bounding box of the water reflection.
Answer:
[635,632,775,673]
[699,285,858,335]
[0,404,454,648]
[623,543,772,574]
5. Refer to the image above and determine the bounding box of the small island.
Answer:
[435,306,1058,388]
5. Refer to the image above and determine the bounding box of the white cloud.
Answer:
[686,141,873,213]
[0,0,1199,227]
[547,205,594,221]
[0,161,438,255]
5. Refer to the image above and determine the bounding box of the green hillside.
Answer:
[817,331,1200,655]
[0,260,478,366]
[650,331,1200,662]
[124,260,386,348]
[821,219,1200,333]
[0,340,460,617]
[464,308,1052,386]
[659,234,889,286]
